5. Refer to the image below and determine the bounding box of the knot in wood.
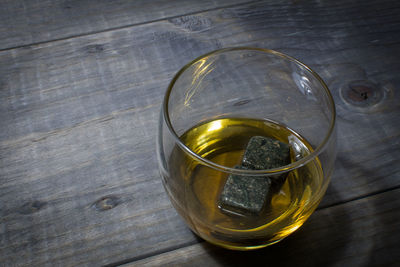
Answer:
[18,200,47,215]
[169,15,212,32]
[93,196,120,211]
[339,80,384,109]
[86,44,105,54]
[233,99,252,106]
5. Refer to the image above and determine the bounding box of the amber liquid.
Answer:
[166,118,324,249]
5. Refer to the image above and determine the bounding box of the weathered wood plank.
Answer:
[125,188,400,267]
[0,0,252,50]
[0,106,199,266]
[0,0,399,266]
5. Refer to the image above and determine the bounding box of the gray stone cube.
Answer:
[218,136,291,216]
[219,166,271,216]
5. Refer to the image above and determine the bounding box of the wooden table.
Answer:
[1,0,399,266]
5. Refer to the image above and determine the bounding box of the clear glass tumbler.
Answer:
[157,47,336,250]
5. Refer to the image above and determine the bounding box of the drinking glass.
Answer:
[157,47,336,250]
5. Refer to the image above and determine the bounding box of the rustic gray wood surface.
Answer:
[1,0,399,266]
[0,0,251,50]
[126,188,400,267]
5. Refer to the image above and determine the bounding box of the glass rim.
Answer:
[162,47,336,176]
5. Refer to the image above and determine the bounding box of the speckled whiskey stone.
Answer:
[219,165,271,216]
[219,136,291,216]
[242,136,290,170]
[243,136,290,184]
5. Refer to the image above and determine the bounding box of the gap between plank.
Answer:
[318,183,400,210]
[104,185,400,266]
[102,240,200,267]
[0,0,259,53]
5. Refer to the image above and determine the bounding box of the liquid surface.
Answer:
[167,118,324,248]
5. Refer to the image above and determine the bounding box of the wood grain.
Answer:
[0,0,252,50]
[125,188,400,267]
[0,0,399,265]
